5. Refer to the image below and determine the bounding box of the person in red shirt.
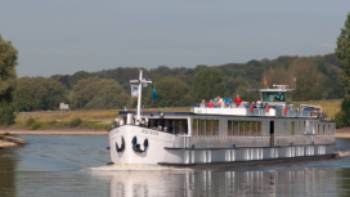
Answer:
[207,99,214,108]
[234,94,242,107]
[283,105,289,116]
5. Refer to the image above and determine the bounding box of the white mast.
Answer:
[130,70,152,124]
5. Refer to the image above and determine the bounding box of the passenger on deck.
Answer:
[264,103,270,112]
[207,99,214,108]
[224,98,232,107]
[234,94,243,107]
[283,105,289,116]
[213,97,218,107]
[218,96,225,108]
[200,99,206,108]
[256,99,262,108]
[249,102,255,113]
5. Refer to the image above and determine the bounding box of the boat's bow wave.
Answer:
[89,164,192,172]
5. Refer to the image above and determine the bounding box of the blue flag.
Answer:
[151,86,158,103]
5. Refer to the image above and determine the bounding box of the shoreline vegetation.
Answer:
[0,100,346,143]
[10,107,190,131]
[8,100,341,131]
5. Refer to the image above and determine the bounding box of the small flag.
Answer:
[151,86,158,103]
[130,85,139,98]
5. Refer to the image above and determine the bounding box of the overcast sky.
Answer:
[0,0,349,76]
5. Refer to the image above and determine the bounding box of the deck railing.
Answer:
[192,106,323,119]
[172,135,271,148]
[171,134,335,149]
[271,135,335,146]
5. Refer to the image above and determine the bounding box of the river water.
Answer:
[1,136,350,197]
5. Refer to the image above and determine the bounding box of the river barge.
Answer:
[108,71,336,166]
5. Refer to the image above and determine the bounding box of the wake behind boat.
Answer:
[108,70,336,166]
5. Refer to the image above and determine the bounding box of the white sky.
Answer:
[0,0,349,76]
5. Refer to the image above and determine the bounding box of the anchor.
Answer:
[132,136,149,153]
[115,137,125,153]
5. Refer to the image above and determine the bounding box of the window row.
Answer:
[316,123,333,135]
[192,119,219,136]
[227,120,262,136]
[283,120,333,135]
[148,119,188,134]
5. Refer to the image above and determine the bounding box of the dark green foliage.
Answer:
[342,98,350,126]
[0,103,15,125]
[0,35,17,125]
[336,13,350,127]
[13,77,66,111]
[336,14,350,86]
[335,99,350,128]
[46,53,344,110]
[69,78,129,109]
[338,98,350,127]
[192,67,224,100]
[151,77,190,107]
[52,71,92,89]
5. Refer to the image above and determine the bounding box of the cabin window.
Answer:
[228,120,261,136]
[198,119,206,135]
[228,120,233,135]
[228,120,239,136]
[251,121,261,135]
[192,119,198,136]
[192,119,219,136]
[327,124,332,135]
[289,121,295,135]
[283,121,288,134]
[148,118,188,135]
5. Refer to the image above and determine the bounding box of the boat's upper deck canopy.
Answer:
[192,85,324,119]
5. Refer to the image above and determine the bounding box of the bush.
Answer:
[30,122,42,130]
[0,104,15,126]
[26,118,36,126]
[69,118,82,128]
[335,111,348,128]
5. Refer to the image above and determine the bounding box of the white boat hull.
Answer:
[109,125,336,166]
[109,125,183,164]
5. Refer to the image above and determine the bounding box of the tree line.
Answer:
[12,53,344,112]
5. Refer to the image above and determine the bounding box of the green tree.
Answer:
[13,77,66,111]
[290,60,327,101]
[0,35,17,125]
[336,13,350,126]
[152,77,190,106]
[70,78,129,109]
[262,67,293,88]
[192,67,224,101]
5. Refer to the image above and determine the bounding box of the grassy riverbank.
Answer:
[11,107,189,131]
[13,110,117,131]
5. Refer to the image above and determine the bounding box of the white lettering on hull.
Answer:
[141,129,159,136]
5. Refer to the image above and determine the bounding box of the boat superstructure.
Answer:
[108,71,336,166]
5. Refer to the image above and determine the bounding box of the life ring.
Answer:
[116,137,125,153]
[132,136,149,153]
